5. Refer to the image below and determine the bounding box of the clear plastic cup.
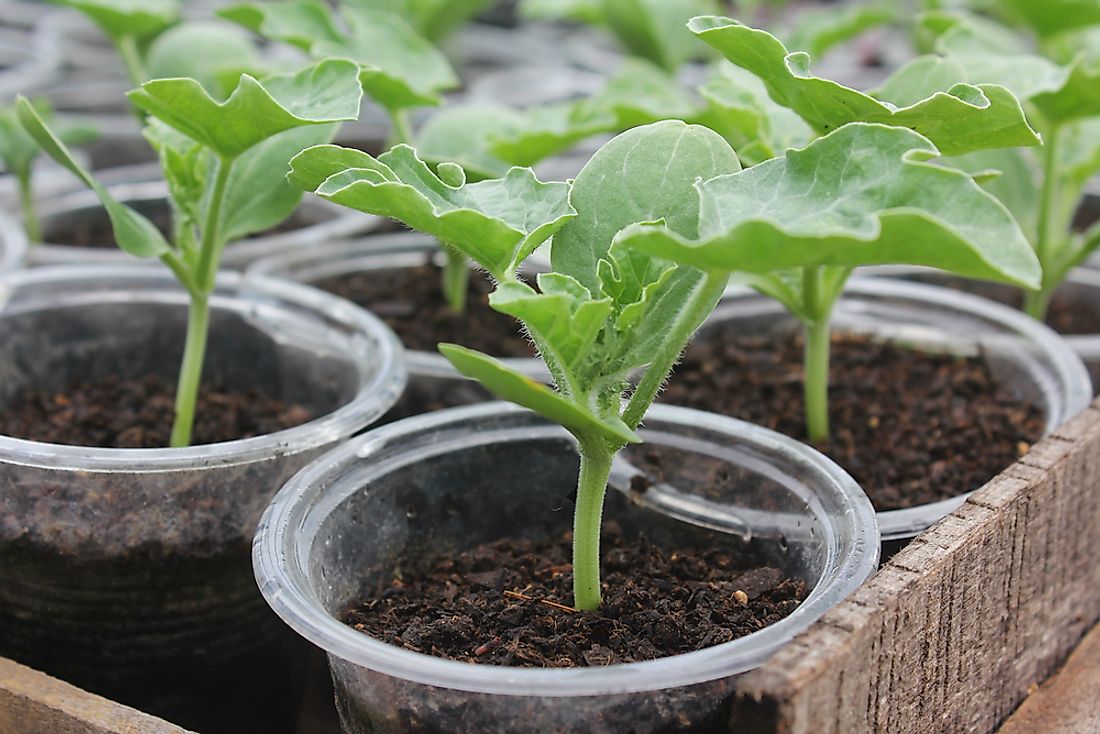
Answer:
[254,402,880,734]
[0,266,406,733]
[0,209,27,272]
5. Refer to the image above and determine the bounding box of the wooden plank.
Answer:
[728,402,1100,734]
[0,658,194,734]
[997,622,1100,734]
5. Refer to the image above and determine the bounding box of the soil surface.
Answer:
[927,277,1100,336]
[661,331,1046,510]
[0,374,312,447]
[316,263,535,357]
[341,520,805,667]
[45,205,312,249]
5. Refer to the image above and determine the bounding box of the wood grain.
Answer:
[997,622,1100,734]
[0,658,193,734]
[728,402,1100,734]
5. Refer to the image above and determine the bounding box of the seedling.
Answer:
[17,59,364,447]
[49,0,261,102]
[344,0,494,42]
[0,101,97,242]
[900,9,1100,319]
[290,121,741,610]
[659,15,1043,441]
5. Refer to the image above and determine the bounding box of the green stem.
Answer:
[168,155,234,447]
[441,244,469,313]
[116,34,147,87]
[622,271,728,430]
[169,294,210,448]
[196,155,235,291]
[16,171,41,243]
[572,438,616,611]
[1023,286,1053,321]
[803,315,831,444]
[1030,123,1062,321]
[387,107,413,147]
[803,266,831,443]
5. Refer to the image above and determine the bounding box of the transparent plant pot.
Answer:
[28,180,379,268]
[249,232,550,420]
[699,278,1091,543]
[0,266,406,734]
[254,402,880,734]
[0,209,27,272]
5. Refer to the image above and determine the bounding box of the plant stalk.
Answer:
[168,155,234,446]
[387,107,414,147]
[623,271,728,430]
[16,171,40,243]
[802,266,831,443]
[1029,124,1062,320]
[441,243,469,313]
[572,438,616,611]
[169,294,210,448]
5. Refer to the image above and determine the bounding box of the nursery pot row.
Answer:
[0,266,406,734]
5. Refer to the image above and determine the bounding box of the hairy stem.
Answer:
[623,271,728,430]
[572,437,616,611]
[16,171,40,243]
[441,243,469,313]
[803,266,831,443]
[169,294,210,447]
[168,155,234,447]
[387,107,414,147]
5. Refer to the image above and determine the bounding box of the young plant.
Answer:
[0,101,97,242]
[343,0,494,43]
[289,120,741,611]
[616,123,1041,444]
[902,9,1100,318]
[16,59,364,447]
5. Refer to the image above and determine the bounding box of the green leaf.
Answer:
[551,119,741,294]
[594,59,702,129]
[50,0,179,41]
[1030,57,1100,126]
[146,22,263,99]
[602,0,719,71]
[518,0,603,23]
[1000,0,1100,38]
[314,9,458,110]
[697,63,814,166]
[416,104,520,180]
[345,0,494,42]
[219,0,344,51]
[690,17,1041,156]
[219,124,340,242]
[941,146,1041,242]
[143,118,207,233]
[16,97,170,259]
[288,144,575,278]
[489,100,617,167]
[127,59,363,159]
[616,123,1041,289]
[438,344,640,445]
[784,3,895,59]
[0,101,96,177]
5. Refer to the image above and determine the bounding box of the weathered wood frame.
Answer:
[4,402,1100,734]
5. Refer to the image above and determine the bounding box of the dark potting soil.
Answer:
[315,263,536,357]
[0,374,312,448]
[660,330,1046,511]
[925,277,1100,336]
[340,521,805,668]
[46,204,313,249]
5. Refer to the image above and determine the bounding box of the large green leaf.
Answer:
[1000,0,1100,38]
[438,344,640,445]
[51,0,179,41]
[616,123,1040,288]
[287,144,575,278]
[345,0,494,42]
[593,59,702,129]
[146,22,263,99]
[313,9,458,110]
[552,120,741,293]
[602,0,719,71]
[218,0,342,51]
[16,97,169,259]
[0,101,97,178]
[489,100,617,167]
[690,17,1041,156]
[416,104,520,180]
[127,59,363,159]
[785,2,894,59]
